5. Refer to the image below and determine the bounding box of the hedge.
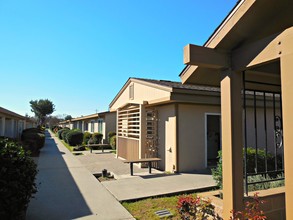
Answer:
[0,138,37,219]
[83,132,92,144]
[108,131,116,141]
[57,128,69,140]
[66,130,83,146]
[61,129,71,143]
[92,132,103,144]
[110,135,116,150]
[21,128,45,154]
[212,148,283,189]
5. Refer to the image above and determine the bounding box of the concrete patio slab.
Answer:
[74,141,217,202]
[26,131,134,220]
[101,172,216,201]
[76,152,164,179]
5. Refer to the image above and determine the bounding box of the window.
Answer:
[129,84,134,100]
[90,120,95,133]
[98,119,103,133]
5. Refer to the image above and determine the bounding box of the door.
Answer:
[165,117,176,172]
[206,114,221,167]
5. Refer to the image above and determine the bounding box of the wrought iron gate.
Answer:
[243,72,284,194]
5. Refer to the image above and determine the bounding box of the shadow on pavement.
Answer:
[26,131,93,220]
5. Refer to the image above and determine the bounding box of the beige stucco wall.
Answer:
[153,102,277,173]
[110,81,170,111]
[178,104,221,172]
[104,112,116,143]
[155,103,221,172]
[155,104,176,171]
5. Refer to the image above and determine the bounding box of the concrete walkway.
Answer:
[26,131,134,220]
[76,152,163,179]
[75,148,216,202]
[102,172,215,201]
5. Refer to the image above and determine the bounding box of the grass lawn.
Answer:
[122,193,197,220]
[61,140,74,152]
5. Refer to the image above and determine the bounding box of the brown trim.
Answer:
[70,111,113,122]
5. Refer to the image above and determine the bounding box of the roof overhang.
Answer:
[71,111,111,121]
[180,0,293,86]
[0,107,26,120]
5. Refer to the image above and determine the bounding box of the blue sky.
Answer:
[0,0,237,118]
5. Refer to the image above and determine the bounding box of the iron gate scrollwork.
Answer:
[243,71,284,195]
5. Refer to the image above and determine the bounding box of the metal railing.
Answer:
[243,71,284,195]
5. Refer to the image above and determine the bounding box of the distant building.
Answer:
[59,111,116,144]
[0,106,36,139]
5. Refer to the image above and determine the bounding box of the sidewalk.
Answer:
[76,152,163,179]
[74,146,216,202]
[102,172,215,201]
[26,131,134,220]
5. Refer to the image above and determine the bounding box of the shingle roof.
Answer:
[132,77,220,92]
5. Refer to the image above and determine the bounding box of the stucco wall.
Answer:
[111,81,170,111]
[156,104,176,171]
[104,112,117,143]
[178,104,221,172]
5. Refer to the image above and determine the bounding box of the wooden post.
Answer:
[221,71,244,218]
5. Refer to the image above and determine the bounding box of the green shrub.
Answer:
[57,128,69,140]
[21,128,45,153]
[66,130,83,146]
[212,148,283,190]
[83,132,92,144]
[61,129,71,143]
[92,132,103,144]
[22,127,44,134]
[108,131,116,141]
[211,151,222,189]
[245,148,282,176]
[0,138,37,219]
[22,132,45,150]
[110,135,116,150]
[248,174,284,192]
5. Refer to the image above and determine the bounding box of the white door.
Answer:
[165,117,176,172]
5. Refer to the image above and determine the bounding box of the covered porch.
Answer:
[181,0,293,218]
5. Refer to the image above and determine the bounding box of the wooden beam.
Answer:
[183,44,229,69]
[232,26,293,70]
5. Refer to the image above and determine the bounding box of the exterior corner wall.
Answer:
[104,112,117,144]
[177,103,221,172]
